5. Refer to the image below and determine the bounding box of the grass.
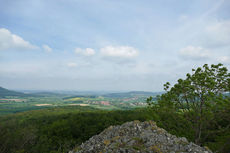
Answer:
[0,95,151,115]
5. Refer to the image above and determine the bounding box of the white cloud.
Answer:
[100,46,139,58]
[179,46,210,60]
[74,48,95,56]
[67,62,78,67]
[205,20,230,47]
[0,28,38,51]
[85,48,95,56]
[218,56,230,64]
[42,44,52,52]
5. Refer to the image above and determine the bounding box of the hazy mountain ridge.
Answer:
[0,87,27,97]
[0,86,162,98]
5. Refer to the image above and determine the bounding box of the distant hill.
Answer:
[0,87,70,98]
[31,92,69,97]
[103,91,163,98]
[0,87,27,97]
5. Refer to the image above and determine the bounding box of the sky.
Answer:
[0,0,230,91]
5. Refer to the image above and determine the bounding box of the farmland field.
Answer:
[0,90,160,115]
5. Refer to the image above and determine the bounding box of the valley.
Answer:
[0,87,160,115]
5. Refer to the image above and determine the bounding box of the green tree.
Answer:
[148,63,230,144]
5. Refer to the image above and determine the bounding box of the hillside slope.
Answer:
[72,121,212,153]
[0,87,26,97]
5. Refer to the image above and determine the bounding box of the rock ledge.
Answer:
[71,120,212,153]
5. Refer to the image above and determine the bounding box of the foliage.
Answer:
[0,106,154,153]
[147,63,230,152]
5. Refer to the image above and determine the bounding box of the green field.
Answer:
[0,90,158,115]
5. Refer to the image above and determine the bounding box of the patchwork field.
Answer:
[0,91,159,115]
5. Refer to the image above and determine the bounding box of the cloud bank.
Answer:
[100,46,139,58]
[75,48,95,56]
[179,46,210,60]
[0,28,38,51]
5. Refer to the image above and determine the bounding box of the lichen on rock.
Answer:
[70,121,213,153]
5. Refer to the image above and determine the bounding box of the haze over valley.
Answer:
[0,1,230,153]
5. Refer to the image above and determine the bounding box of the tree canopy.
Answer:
[148,63,230,151]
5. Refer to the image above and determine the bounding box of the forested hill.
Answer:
[0,87,27,97]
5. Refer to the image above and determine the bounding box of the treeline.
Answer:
[0,103,230,153]
[0,106,154,153]
[0,104,229,153]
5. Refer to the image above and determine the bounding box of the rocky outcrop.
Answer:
[71,120,212,153]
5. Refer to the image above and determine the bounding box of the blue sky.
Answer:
[0,0,230,91]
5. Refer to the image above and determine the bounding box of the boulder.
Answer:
[71,120,212,153]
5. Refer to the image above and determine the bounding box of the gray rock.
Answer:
[71,120,213,153]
